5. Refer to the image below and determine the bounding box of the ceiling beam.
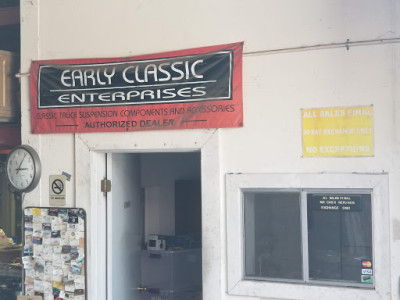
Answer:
[0,7,19,27]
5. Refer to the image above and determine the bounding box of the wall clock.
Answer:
[6,145,42,194]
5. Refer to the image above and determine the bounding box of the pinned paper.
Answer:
[25,284,34,296]
[53,281,64,290]
[34,279,44,292]
[33,216,43,224]
[45,294,54,300]
[32,208,42,216]
[22,256,33,269]
[44,281,53,294]
[65,283,75,292]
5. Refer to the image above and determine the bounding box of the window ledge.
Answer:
[229,280,379,300]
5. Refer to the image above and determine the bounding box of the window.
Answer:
[227,174,390,300]
[243,191,372,286]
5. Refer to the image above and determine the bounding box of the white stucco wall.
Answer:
[20,0,400,299]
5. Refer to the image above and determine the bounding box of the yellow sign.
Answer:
[302,106,373,157]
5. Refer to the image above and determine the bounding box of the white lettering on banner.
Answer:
[320,206,339,210]
[347,108,373,116]
[303,111,317,118]
[319,109,345,117]
[319,145,370,153]
[323,128,355,135]
[57,86,207,104]
[121,59,204,84]
[314,128,372,135]
[357,128,372,134]
[303,129,324,135]
[61,68,116,87]
[305,147,317,153]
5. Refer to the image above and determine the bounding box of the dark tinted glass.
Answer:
[244,192,302,280]
[307,194,372,284]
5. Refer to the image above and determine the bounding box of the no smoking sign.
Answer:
[49,175,66,206]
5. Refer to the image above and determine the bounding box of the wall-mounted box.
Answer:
[141,249,202,292]
[0,50,19,123]
[139,289,201,300]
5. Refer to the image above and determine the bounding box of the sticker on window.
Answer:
[361,260,372,268]
[361,274,373,283]
[361,259,373,283]
[362,269,373,275]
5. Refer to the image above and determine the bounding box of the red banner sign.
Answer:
[30,42,243,134]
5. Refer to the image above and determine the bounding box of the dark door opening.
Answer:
[107,151,202,300]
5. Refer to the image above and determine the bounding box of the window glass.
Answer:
[244,192,303,280]
[307,194,372,284]
[242,190,373,286]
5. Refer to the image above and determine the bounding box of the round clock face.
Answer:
[6,145,41,193]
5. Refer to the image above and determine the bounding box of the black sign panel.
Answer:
[309,194,362,212]
[38,51,233,108]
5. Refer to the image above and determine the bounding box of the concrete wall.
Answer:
[20,0,400,299]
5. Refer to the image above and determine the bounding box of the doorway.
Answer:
[106,151,202,300]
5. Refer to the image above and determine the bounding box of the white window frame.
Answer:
[226,173,390,300]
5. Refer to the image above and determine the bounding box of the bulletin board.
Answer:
[22,207,87,300]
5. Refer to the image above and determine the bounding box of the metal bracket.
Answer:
[15,72,31,78]
[345,39,350,50]
[101,179,111,193]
